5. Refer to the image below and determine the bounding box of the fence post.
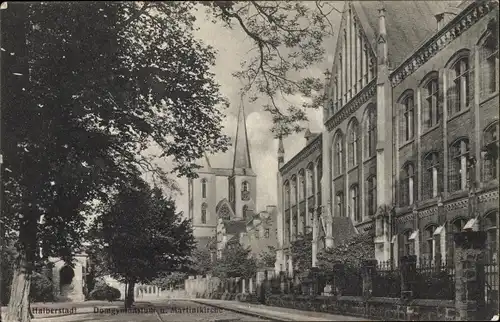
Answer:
[454,231,487,321]
[400,255,417,302]
[361,259,378,300]
[332,261,345,296]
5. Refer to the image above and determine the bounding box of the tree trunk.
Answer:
[4,254,33,322]
[125,279,135,309]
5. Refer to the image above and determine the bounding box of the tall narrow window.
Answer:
[241,181,250,201]
[483,122,499,181]
[333,78,339,112]
[242,205,248,221]
[336,191,344,217]
[307,164,314,197]
[284,182,290,209]
[364,107,376,159]
[367,175,377,216]
[265,228,270,239]
[423,152,441,200]
[317,158,322,205]
[299,170,305,201]
[334,132,344,175]
[201,179,207,199]
[422,225,437,265]
[449,57,470,115]
[348,121,359,167]
[449,139,470,192]
[201,203,207,224]
[402,230,414,256]
[291,178,297,205]
[403,95,414,141]
[484,211,498,263]
[423,78,439,129]
[349,184,360,222]
[401,163,415,206]
[479,30,499,97]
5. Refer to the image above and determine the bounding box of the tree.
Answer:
[2,2,228,320]
[90,180,195,308]
[189,247,214,276]
[317,232,375,274]
[152,272,189,290]
[212,242,257,280]
[290,232,313,275]
[258,246,277,268]
[204,1,341,136]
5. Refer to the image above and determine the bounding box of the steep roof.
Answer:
[353,1,460,68]
[232,100,254,174]
[197,153,212,174]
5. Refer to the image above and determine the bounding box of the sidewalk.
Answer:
[191,299,375,321]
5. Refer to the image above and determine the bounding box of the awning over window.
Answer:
[463,217,479,231]
[433,225,444,236]
[409,230,419,240]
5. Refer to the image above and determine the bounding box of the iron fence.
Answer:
[373,261,401,298]
[485,259,498,318]
[414,258,455,300]
[342,265,363,296]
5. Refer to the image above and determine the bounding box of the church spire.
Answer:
[232,97,252,171]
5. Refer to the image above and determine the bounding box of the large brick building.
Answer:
[275,0,498,272]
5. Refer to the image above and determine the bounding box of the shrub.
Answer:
[236,293,258,303]
[88,284,121,301]
[30,272,54,303]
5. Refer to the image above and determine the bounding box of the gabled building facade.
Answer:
[277,0,498,270]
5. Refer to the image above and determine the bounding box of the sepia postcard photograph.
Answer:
[0,1,499,321]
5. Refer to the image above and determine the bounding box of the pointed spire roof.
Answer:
[278,136,285,154]
[232,97,254,174]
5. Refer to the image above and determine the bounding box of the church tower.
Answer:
[188,154,217,239]
[228,100,256,221]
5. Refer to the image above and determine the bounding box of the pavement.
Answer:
[190,298,374,321]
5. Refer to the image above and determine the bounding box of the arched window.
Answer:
[336,191,344,217]
[422,76,440,130]
[401,163,415,206]
[201,179,207,199]
[306,164,314,197]
[349,184,360,222]
[401,93,414,142]
[366,175,377,216]
[241,181,250,201]
[242,205,248,221]
[284,181,290,209]
[448,55,471,115]
[201,203,208,224]
[348,120,359,167]
[449,138,470,192]
[446,218,467,265]
[364,106,376,159]
[333,132,344,175]
[479,29,499,97]
[299,169,305,201]
[483,122,499,181]
[483,210,498,263]
[291,177,297,206]
[422,225,437,265]
[423,152,441,200]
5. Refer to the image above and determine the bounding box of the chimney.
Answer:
[277,136,285,168]
[435,7,460,30]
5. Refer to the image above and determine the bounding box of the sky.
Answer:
[160,3,343,216]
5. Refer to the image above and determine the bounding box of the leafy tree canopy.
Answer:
[290,232,313,274]
[317,232,375,272]
[258,245,277,269]
[188,246,214,276]
[212,242,257,280]
[89,179,196,285]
